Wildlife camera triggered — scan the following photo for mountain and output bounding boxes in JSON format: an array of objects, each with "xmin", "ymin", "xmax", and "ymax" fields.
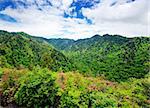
[
  {"xmin": 47, "ymin": 34, "xmax": 131, "ymax": 51},
  {"xmin": 47, "ymin": 34, "xmax": 150, "ymax": 81},
  {"xmin": 0, "ymin": 30, "xmax": 74, "ymax": 71},
  {"xmin": 0, "ymin": 30, "xmax": 149, "ymax": 81},
  {"xmin": 0, "ymin": 30, "xmax": 150, "ymax": 107},
  {"xmin": 47, "ymin": 39, "xmax": 75, "ymax": 50}
]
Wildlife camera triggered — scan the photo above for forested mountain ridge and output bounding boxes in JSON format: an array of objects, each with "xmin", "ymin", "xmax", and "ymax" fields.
[
  {"xmin": 0, "ymin": 30, "xmax": 74, "ymax": 71},
  {"xmin": 48, "ymin": 34, "xmax": 149, "ymax": 51},
  {"xmin": 0, "ymin": 30, "xmax": 149, "ymax": 81},
  {"xmin": 47, "ymin": 34, "xmax": 130, "ymax": 51},
  {"xmin": 47, "ymin": 38, "xmax": 75, "ymax": 50},
  {"xmin": 0, "ymin": 30, "xmax": 150, "ymax": 107},
  {"xmin": 47, "ymin": 34, "xmax": 150, "ymax": 81}
]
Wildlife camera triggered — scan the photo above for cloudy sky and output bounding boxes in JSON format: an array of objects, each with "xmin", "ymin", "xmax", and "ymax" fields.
[{"xmin": 0, "ymin": 0, "xmax": 149, "ymax": 39}]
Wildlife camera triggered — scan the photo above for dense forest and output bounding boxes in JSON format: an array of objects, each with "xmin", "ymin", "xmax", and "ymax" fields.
[
  {"xmin": 0, "ymin": 30, "xmax": 150, "ymax": 107},
  {"xmin": 0, "ymin": 30, "xmax": 74, "ymax": 72}
]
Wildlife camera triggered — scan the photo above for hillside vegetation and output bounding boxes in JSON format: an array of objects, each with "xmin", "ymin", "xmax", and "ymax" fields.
[
  {"xmin": 0, "ymin": 68, "xmax": 150, "ymax": 107},
  {"xmin": 0, "ymin": 30, "xmax": 150, "ymax": 107},
  {"xmin": 48, "ymin": 34, "xmax": 150, "ymax": 82},
  {"xmin": 0, "ymin": 30, "xmax": 74, "ymax": 71}
]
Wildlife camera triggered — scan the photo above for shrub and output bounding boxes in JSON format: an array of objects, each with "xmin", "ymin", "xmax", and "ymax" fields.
[
  {"xmin": 0, "ymin": 68, "xmax": 3, "ymax": 78},
  {"xmin": 1, "ymin": 68, "xmax": 28, "ymax": 106},
  {"xmin": 14, "ymin": 68, "xmax": 59, "ymax": 107},
  {"xmin": 1, "ymin": 69, "xmax": 149, "ymax": 108}
]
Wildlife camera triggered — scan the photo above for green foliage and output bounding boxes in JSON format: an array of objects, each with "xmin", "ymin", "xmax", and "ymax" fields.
[
  {"xmin": 0, "ymin": 68, "xmax": 28, "ymax": 106},
  {"xmin": 0, "ymin": 68, "xmax": 3, "ymax": 78},
  {"xmin": 48, "ymin": 38, "xmax": 75, "ymax": 50},
  {"xmin": 89, "ymin": 91, "xmax": 117, "ymax": 108},
  {"xmin": 1, "ymin": 69, "xmax": 150, "ymax": 107},
  {"xmin": 60, "ymin": 35, "xmax": 150, "ymax": 82},
  {"xmin": 1, "ymin": 30, "xmax": 149, "ymax": 81},
  {"xmin": 56, "ymin": 72, "xmax": 149, "ymax": 108},
  {"xmin": 0, "ymin": 30, "xmax": 75, "ymax": 71},
  {"xmin": 0, "ymin": 30, "xmax": 150, "ymax": 107},
  {"xmin": 14, "ymin": 68, "xmax": 58, "ymax": 107}
]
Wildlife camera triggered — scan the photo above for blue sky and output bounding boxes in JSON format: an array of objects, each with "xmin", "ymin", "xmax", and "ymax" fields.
[{"xmin": 0, "ymin": 0, "xmax": 149, "ymax": 39}]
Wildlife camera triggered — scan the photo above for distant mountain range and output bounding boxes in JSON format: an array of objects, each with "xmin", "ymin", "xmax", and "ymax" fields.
[
  {"xmin": 0, "ymin": 30, "xmax": 149, "ymax": 81},
  {"xmin": 46, "ymin": 33, "xmax": 149, "ymax": 81}
]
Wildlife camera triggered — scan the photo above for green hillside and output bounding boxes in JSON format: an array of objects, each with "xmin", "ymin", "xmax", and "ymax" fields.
[
  {"xmin": 0, "ymin": 30, "xmax": 74, "ymax": 71},
  {"xmin": 47, "ymin": 38, "xmax": 75, "ymax": 50},
  {"xmin": 1, "ymin": 31, "xmax": 149, "ymax": 81},
  {"xmin": 0, "ymin": 30, "xmax": 150, "ymax": 107},
  {"xmin": 48, "ymin": 34, "xmax": 150, "ymax": 81},
  {"xmin": 0, "ymin": 68, "xmax": 150, "ymax": 108}
]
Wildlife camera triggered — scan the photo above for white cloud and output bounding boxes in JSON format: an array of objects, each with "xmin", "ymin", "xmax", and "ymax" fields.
[
  {"xmin": 82, "ymin": 0, "xmax": 149, "ymax": 36},
  {"xmin": 0, "ymin": 0, "xmax": 149, "ymax": 39}
]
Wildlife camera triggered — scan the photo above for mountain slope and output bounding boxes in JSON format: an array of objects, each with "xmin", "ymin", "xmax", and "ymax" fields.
[
  {"xmin": 48, "ymin": 34, "xmax": 150, "ymax": 81},
  {"xmin": 47, "ymin": 38, "xmax": 75, "ymax": 50},
  {"xmin": 0, "ymin": 30, "xmax": 149, "ymax": 81},
  {"xmin": 47, "ymin": 34, "xmax": 130, "ymax": 51},
  {"xmin": 0, "ymin": 30, "xmax": 74, "ymax": 71}
]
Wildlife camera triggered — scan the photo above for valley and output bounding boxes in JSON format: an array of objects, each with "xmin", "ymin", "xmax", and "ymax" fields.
[{"xmin": 0, "ymin": 30, "xmax": 150, "ymax": 107}]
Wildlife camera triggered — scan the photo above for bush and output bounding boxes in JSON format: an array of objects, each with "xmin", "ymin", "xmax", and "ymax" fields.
[
  {"xmin": 57, "ymin": 72, "xmax": 117, "ymax": 108},
  {"xmin": 1, "ymin": 68, "xmax": 28, "ymax": 106},
  {"xmin": 1, "ymin": 69, "xmax": 149, "ymax": 108},
  {"xmin": 14, "ymin": 68, "xmax": 59, "ymax": 107},
  {"xmin": 0, "ymin": 68, "xmax": 3, "ymax": 78}
]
